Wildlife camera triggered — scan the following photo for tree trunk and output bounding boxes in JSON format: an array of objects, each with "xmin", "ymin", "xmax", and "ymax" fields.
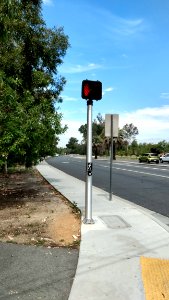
[{"xmin": 3, "ymin": 159, "xmax": 8, "ymax": 174}]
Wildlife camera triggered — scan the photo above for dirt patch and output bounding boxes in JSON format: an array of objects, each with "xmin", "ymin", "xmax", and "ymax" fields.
[{"xmin": 0, "ymin": 168, "xmax": 81, "ymax": 248}]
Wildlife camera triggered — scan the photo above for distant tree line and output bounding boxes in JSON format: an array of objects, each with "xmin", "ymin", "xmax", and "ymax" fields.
[{"xmin": 65, "ymin": 113, "xmax": 169, "ymax": 157}]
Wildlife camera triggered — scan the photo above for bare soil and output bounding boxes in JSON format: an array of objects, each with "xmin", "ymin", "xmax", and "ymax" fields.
[{"xmin": 0, "ymin": 168, "xmax": 81, "ymax": 248}]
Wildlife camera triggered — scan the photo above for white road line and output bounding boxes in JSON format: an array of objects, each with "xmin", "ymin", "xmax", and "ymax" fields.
[
  {"xmin": 101, "ymin": 161, "xmax": 169, "ymax": 172},
  {"xmin": 72, "ymin": 157, "xmax": 169, "ymax": 174},
  {"xmin": 98, "ymin": 165, "xmax": 169, "ymax": 179},
  {"xmin": 115, "ymin": 163, "xmax": 167, "ymax": 171}
]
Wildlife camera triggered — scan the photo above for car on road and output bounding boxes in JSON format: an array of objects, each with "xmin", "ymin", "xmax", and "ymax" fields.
[
  {"xmin": 160, "ymin": 153, "xmax": 169, "ymax": 163},
  {"xmin": 139, "ymin": 153, "xmax": 160, "ymax": 164}
]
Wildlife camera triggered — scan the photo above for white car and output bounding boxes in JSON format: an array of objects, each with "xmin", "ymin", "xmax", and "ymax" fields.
[{"xmin": 160, "ymin": 153, "xmax": 169, "ymax": 163}]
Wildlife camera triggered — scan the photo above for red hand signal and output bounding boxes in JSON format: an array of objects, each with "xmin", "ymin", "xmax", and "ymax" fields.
[{"xmin": 84, "ymin": 84, "xmax": 90, "ymax": 97}]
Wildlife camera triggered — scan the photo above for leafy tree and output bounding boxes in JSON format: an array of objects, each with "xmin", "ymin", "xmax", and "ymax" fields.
[
  {"xmin": 66, "ymin": 137, "xmax": 79, "ymax": 154},
  {"xmin": 78, "ymin": 113, "xmax": 104, "ymax": 143},
  {"xmin": 0, "ymin": 73, "xmax": 24, "ymax": 172},
  {"xmin": 120, "ymin": 123, "xmax": 139, "ymax": 154},
  {"xmin": 78, "ymin": 113, "xmax": 105, "ymax": 158},
  {"xmin": 156, "ymin": 140, "xmax": 169, "ymax": 154},
  {"xmin": 93, "ymin": 113, "xmax": 104, "ymax": 143},
  {"xmin": 0, "ymin": 0, "xmax": 69, "ymax": 171},
  {"xmin": 78, "ymin": 124, "xmax": 87, "ymax": 142},
  {"xmin": 78, "ymin": 115, "xmax": 141, "ymax": 158},
  {"xmin": 129, "ymin": 139, "xmax": 138, "ymax": 155},
  {"xmin": 121, "ymin": 123, "xmax": 139, "ymax": 144}
]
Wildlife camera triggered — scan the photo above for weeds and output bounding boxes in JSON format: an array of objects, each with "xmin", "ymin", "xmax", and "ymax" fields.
[{"xmin": 71, "ymin": 201, "xmax": 81, "ymax": 215}]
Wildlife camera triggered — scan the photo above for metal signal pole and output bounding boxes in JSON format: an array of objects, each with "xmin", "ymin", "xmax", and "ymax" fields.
[
  {"xmin": 81, "ymin": 79, "xmax": 102, "ymax": 225},
  {"xmin": 109, "ymin": 114, "xmax": 113, "ymax": 201},
  {"xmin": 83, "ymin": 99, "xmax": 94, "ymax": 224}
]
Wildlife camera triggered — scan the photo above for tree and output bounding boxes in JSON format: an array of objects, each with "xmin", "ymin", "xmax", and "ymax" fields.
[
  {"xmin": 156, "ymin": 140, "xmax": 169, "ymax": 154},
  {"xmin": 78, "ymin": 113, "xmax": 104, "ymax": 144},
  {"xmin": 78, "ymin": 113, "xmax": 105, "ymax": 158},
  {"xmin": 130, "ymin": 139, "xmax": 138, "ymax": 155},
  {"xmin": 78, "ymin": 124, "xmax": 87, "ymax": 142},
  {"xmin": 0, "ymin": 0, "xmax": 69, "ymax": 171},
  {"xmin": 120, "ymin": 123, "xmax": 139, "ymax": 154},
  {"xmin": 66, "ymin": 137, "xmax": 79, "ymax": 154},
  {"xmin": 93, "ymin": 113, "xmax": 104, "ymax": 143},
  {"xmin": 121, "ymin": 123, "xmax": 139, "ymax": 144},
  {"xmin": 0, "ymin": 73, "xmax": 24, "ymax": 172}
]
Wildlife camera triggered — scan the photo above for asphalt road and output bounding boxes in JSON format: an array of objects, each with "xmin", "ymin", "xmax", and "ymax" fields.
[
  {"xmin": 46, "ymin": 155, "xmax": 169, "ymax": 217},
  {"xmin": 0, "ymin": 242, "xmax": 78, "ymax": 300}
]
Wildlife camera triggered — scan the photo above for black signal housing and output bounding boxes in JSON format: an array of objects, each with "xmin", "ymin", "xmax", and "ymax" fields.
[{"xmin": 81, "ymin": 80, "xmax": 102, "ymax": 101}]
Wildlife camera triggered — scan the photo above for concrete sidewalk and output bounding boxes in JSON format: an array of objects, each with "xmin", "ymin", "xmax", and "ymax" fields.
[{"xmin": 37, "ymin": 160, "xmax": 169, "ymax": 300}]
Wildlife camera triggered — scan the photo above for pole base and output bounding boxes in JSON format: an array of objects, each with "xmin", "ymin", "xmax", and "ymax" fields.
[
  {"xmin": 109, "ymin": 193, "xmax": 113, "ymax": 201},
  {"xmin": 83, "ymin": 218, "xmax": 95, "ymax": 224}
]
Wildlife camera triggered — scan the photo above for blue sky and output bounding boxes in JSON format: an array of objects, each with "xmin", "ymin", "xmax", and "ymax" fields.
[{"xmin": 42, "ymin": 0, "xmax": 169, "ymax": 147}]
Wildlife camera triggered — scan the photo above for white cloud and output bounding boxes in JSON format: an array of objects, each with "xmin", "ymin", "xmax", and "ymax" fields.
[
  {"xmin": 160, "ymin": 93, "xmax": 169, "ymax": 99},
  {"xmin": 43, "ymin": 0, "xmax": 53, "ymax": 5},
  {"xmin": 103, "ymin": 87, "xmax": 115, "ymax": 96},
  {"xmin": 60, "ymin": 63, "xmax": 102, "ymax": 74},
  {"xmin": 119, "ymin": 105, "xmax": 169, "ymax": 143},
  {"xmin": 129, "ymin": 106, "xmax": 169, "ymax": 117},
  {"xmin": 58, "ymin": 120, "xmax": 83, "ymax": 147},
  {"xmin": 104, "ymin": 87, "xmax": 114, "ymax": 92},
  {"xmin": 102, "ymin": 11, "xmax": 146, "ymax": 39},
  {"xmin": 62, "ymin": 95, "xmax": 78, "ymax": 102},
  {"xmin": 122, "ymin": 54, "xmax": 128, "ymax": 58},
  {"xmin": 98, "ymin": 9, "xmax": 148, "ymax": 44},
  {"xmin": 113, "ymin": 18, "xmax": 144, "ymax": 36}
]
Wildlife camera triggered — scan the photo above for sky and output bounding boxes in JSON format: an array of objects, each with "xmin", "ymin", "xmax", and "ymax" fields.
[{"xmin": 42, "ymin": 0, "xmax": 169, "ymax": 147}]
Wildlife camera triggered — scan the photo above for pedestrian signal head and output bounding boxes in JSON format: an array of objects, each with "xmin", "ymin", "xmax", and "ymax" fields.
[{"xmin": 81, "ymin": 80, "xmax": 102, "ymax": 101}]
